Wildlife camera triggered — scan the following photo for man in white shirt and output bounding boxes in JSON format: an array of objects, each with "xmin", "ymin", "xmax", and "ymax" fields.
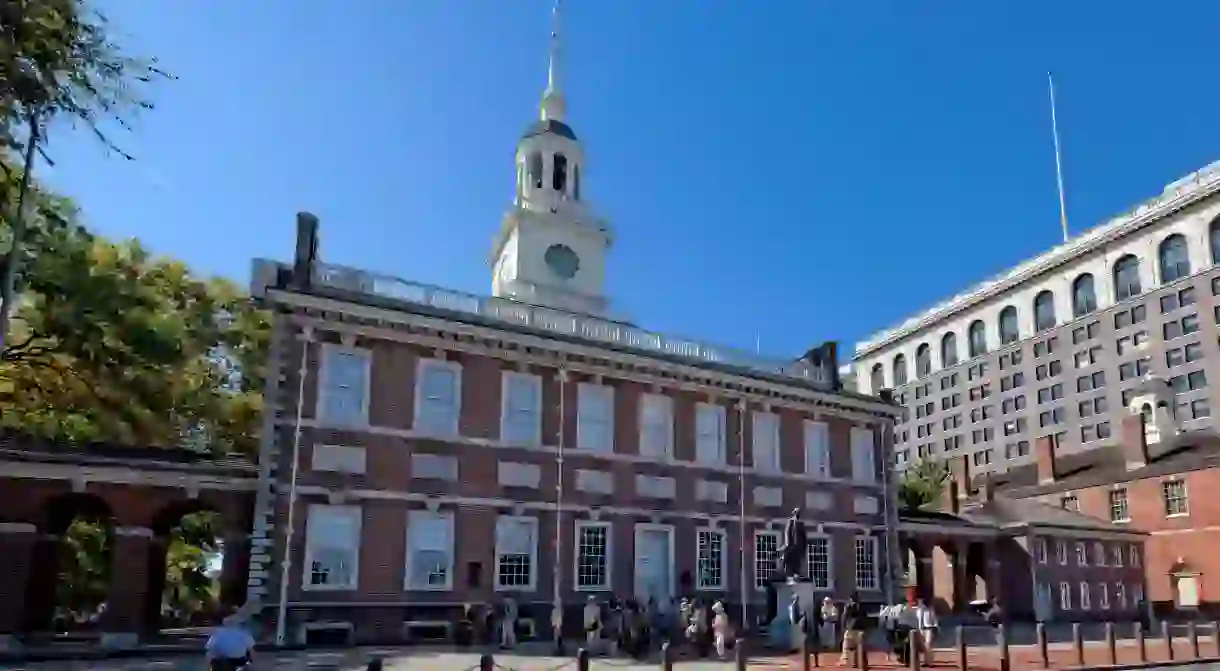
[{"xmin": 914, "ymin": 598, "xmax": 938, "ymax": 663}]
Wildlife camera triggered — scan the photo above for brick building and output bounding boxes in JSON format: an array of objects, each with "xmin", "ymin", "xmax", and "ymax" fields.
[
  {"xmin": 244, "ymin": 8, "xmax": 902, "ymax": 645},
  {"xmin": 975, "ymin": 407, "xmax": 1220, "ymax": 617}
]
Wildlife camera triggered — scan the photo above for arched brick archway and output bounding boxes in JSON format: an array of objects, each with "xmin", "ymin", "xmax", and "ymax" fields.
[{"xmin": 0, "ymin": 437, "xmax": 257, "ymax": 649}]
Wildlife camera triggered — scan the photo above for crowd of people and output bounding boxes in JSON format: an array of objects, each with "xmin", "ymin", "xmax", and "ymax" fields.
[{"xmin": 578, "ymin": 595, "xmax": 735, "ymax": 659}]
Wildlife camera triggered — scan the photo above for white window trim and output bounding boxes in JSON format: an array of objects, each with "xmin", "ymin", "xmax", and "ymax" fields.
[
  {"xmin": 638, "ymin": 394, "xmax": 674, "ymax": 460},
  {"xmin": 500, "ymin": 371, "xmax": 543, "ymax": 446},
  {"xmin": 807, "ymin": 532, "xmax": 835, "ymax": 591},
  {"xmin": 316, "ymin": 344, "xmax": 373, "ymax": 427},
  {"xmin": 494, "ymin": 515, "xmax": 540, "ymax": 592},
  {"xmin": 754, "ymin": 529, "xmax": 782, "ymax": 591},
  {"xmin": 302, "ymin": 504, "xmax": 361, "ymax": 592},
  {"xmin": 632, "ymin": 523, "xmax": 675, "ymax": 601},
  {"xmin": 1080, "ymin": 582, "xmax": 1091, "ymax": 610},
  {"xmin": 1075, "ymin": 542, "xmax": 1088, "ymax": 567},
  {"xmin": 1059, "ymin": 582, "xmax": 1072, "ymax": 610},
  {"xmin": 1098, "ymin": 582, "xmax": 1110, "ymax": 610},
  {"xmin": 1035, "ymin": 538, "xmax": 1047, "ymax": 565},
  {"xmin": 404, "ymin": 509, "xmax": 455, "ymax": 592},
  {"xmin": 696, "ymin": 526, "xmax": 728, "ymax": 592},
  {"xmin": 577, "ymin": 383, "xmax": 615, "ymax": 453},
  {"xmin": 695, "ymin": 403, "xmax": 727, "ymax": 466},
  {"xmin": 414, "ymin": 358, "xmax": 463, "ymax": 437},
  {"xmin": 574, "ymin": 520, "xmax": 613, "ymax": 592},
  {"xmin": 854, "ymin": 534, "xmax": 880, "ymax": 591}
]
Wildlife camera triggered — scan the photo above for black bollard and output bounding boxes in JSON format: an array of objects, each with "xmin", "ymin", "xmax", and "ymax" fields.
[
  {"xmin": 577, "ymin": 647, "xmax": 590, "ymax": 671},
  {"xmin": 1105, "ymin": 621, "xmax": 1117, "ymax": 665},
  {"xmin": 955, "ymin": 624, "xmax": 967, "ymax": 671},
  {"xmin": 801, "ymin": 628, "xmax": 812, "ymax": 671},
  {"xmin": 661, "ymin": 641, "xmax": 673, "ymax": 671},
  {"xmin": 480, "ymin": 653, "xmax": 494, "ymax": 671},
  {"xmin": 1189, "ymin": 621, "xmax": 1200, "ymax": 659},
  {"xmin": 997, "ymin": 623, "xmax": 1010, "ymax": 671},
  {"xmin": 909, "ymin": 629, "xmax": 922, "ymax": 670},
  {"xmin": 1036, "ymin": 622, "xmax": 1049, "ymax": 668},
  {"xmin": 735, "ymin": 637, "xmax": 748, "ymax": 671},
  {"xmin": 1072, "ymin": 622, "xmax": 1084, "ymax": 666},
  {"xmin": 1163, "ymin": 620, "xmax": 1175, "ymax": 661},
  {"xmin": 366, "ymin": 658, "xmax": 384, "ymax": 671},
  {"xmin": 1135, "ymin": 620, "xmax": 1146, "ymax": 662}
]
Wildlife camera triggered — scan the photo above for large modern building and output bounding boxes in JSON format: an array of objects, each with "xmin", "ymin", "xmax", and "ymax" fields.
[{"xmin": 247, "ymin": 10, "xmax": 902, "ymax": 644}]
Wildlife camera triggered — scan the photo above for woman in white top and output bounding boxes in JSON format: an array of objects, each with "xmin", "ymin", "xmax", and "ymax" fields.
[{"xmin": 818, "ymin": 597, "xmax": 839, "ymax": 650}]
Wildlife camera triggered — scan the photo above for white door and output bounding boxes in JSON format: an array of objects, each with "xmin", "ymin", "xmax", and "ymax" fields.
[
  {"xmin": 634, "ymin": 527, "xmax": 672, "ymax": 604},
  {"xmin": 1176, "ymin": 576, "xmax": 1200, "ymax": 607}
]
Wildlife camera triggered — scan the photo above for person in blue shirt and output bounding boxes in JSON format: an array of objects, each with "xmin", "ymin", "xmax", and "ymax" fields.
[{"xmin": 205, "ymin": 608, "xmax": 256, "ymax": 670}]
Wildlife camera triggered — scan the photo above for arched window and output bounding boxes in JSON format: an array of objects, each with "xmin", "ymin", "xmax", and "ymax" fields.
[
  {"xmin": 1210, "ymin": 217, "xmax": 1220, "ymax": 265},
  {"xmin": 870, "ymin": 363, "xmax": 885, "ymax": 393},
  {"xmin": 1033, "ymin": 290, "xmax": 1056, "ymax": 332},
  {"xmin": 893, "ymin": 354, "xmax": 908, "ymax": 386},
  {"xmin": 1113, "ymin": 254, "xmax": 1142, "ymax": 301},
  {"xmin": 915, "ymin": 343, "xmax": 932, "ymax": 378},
  {"xmin": 1072, "ymin": 273, "xmax": 1096, "ymax": 317},
  {"xmin": 968, "ymin": 320, "xmax": 987, "ymax": 358},
  {"xmin": 553, "ymin": 153, "xmax": 568, "ymax": 193},
  {"xmin": 998, "ymin": 306, "xmax": 1019, "ymax": 345},
  {"xmin": 941, "ymin": 332, "xmax": 959, "ymax": 368},
  {"xmin": 573, "ymin": 164, "xmax": 581, "ymax": 201},
  {"xmin": 527, "ymin": 151, "xmax": 544, "ymax": 189},
  {"xmin": 1158, "ymin": 234, "xmax": 1190, "ymax": 283}
]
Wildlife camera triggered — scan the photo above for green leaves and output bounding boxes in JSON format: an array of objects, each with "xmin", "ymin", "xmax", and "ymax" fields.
[{"xmin": 897, "ymin": 458, "xmax": 951, "ymax": 512}]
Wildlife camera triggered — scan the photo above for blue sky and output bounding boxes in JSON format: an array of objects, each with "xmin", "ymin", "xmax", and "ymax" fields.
[{"xmin": 41, "ymin": 1, "xmax": 1220, "ymax": 363}]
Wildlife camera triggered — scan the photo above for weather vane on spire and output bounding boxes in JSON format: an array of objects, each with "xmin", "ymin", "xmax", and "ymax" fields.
[{"xmin": 541, "ymin": 0, "xmax": 566, "ymax": 121}]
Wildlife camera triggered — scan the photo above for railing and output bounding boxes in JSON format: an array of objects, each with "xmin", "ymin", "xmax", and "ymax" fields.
[{"xmin": 311, "ymin": 263, "xmax": 832, "ymax": 388}]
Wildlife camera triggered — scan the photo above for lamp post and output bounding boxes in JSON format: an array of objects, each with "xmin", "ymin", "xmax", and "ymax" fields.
[
  {"xmin": 736, "ymin": 399, "xmax": 749, "ymax": 629},
  {"xmin": 551, "ymin": 369, "xmax": 568, "ymax": 643},
  {"xmin": 275, "ymin": 326, "xmax": 312, "ymax": 646}
]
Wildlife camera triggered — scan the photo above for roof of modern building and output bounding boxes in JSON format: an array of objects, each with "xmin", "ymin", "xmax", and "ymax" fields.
[{"xmin": 853, "ymin": 159, "xmax": 1220, "ymax": 358}]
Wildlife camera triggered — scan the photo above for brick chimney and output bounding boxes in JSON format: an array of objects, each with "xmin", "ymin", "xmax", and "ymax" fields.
[
  {"xmin": 292, "ymin": 211, "xmax": 320, "ymax": 290},
  {"xmin": 1119, "ymin": 412, "xmax": 1149, "ymax": 470},
  {"xmin": 1035, "ymin": 434, "xmax": 1059, "ymax": 485}
]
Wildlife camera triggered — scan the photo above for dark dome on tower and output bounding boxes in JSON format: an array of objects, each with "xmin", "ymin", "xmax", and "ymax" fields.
[{"xmin": 522, "ymin": 119, "xmax": 578, "ymax": 142}]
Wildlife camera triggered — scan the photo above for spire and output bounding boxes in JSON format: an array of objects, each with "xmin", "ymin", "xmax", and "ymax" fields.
[{"xmin": 540, "ymin": 0, "xmax": 566, "ymax": 122}]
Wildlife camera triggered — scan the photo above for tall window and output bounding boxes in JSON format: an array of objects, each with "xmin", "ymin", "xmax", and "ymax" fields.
[
  {"xmin": 893, "ymin": 354, "xmax": 908, "ymax": 386},
  {"xmin": 501, "ymin": 372, "xmax": 542, "ymax": 446},
  {"xmin": 1059, "ymin": 582, "xmax": 1072, "ymax": 609},
  {"xmin": 870, "ymin": 363, "xmax": 885, "ymax": 393},
  {"xmin": 527, "ymin": 151, "xmax": 544, "ymax": 189},
  {"xmin": 1034, "ymin": 290, "xmax": 1057, "ymax": 331},
  {"xmin": 807, "ymin": 535, "xmax": 833, "ymax": 590},
  {"xmin": 1079, "ymin": 582, "xmax": 1091, "ymax": 610},
  {"xmin": 1210, "ymin": 217, "xmax": 1220, "ymax": 265},
  {"xmin": 415, "ymin": 359, "xmax": 462, "ymax": 437},
  {"xmin": 968, "ymin": 320, "xmax": 987, "ymax": 357},
  {"xmin": 915, "ymin": 343, "xmax": 932, "ymax": 378},
  {"xmin": 575, "ymin": 522, "xmax": 611, "ymax": 590},
  {"xmin": 999, "ymin": 306, "xmax": 1019, "ymax": 344},
  {"xmin": 1109, "ymin": 489, "xmax": 1130, "ymax": 522},
  {"xmin": 752, "ymin": 412, "xmax": 781, "ymax": 472},
  {"xmin": 639, "ymin": 393, "xmax": 674, "ymax": 459},
  {"xmin": 1163, "ymin": 479, "xmax": 1189, "ymax": 516},
  {"xmin": 851, "ymin": 427, "xmax": 877, "ymax": 483},
  {"xmin": 552, "ymin": 153, "xmax": 568, "ymax": 193},
  {"xmin": 304, "ymin": 504, "xmax": 361, "ymax": 590},
  {"xmin": 1159, "ymin": 234, "xmax": 1191, "ymax": 283},
  {"xmin": 941, "ymin": 332, "xmax": 959, "ymax": 367},
  {"xmin": 804, "ymin": 420, "xmax": 831, "ymax": 477},
  {"xmin": 854, "ymin": 535, "xmax": 878, "ymax": 591},
  {"xmin": 318, "ymin": 346, "xmax": 372, "ymax": 426},
  {"xmin": 1113, "ymin": 255, "xmax": 1142, "ymax": 300},
  {"xmin": 1072, "ymin": 273, "xmax": 1097, "ymax": 317},
  {"xmin": 405, "ymin": 510, "xmax": 454, "ymax": 591},
  {"xmin": 695, "ymin": 403, "xmax": 727, "ymax": 466},
  {"xmin": 754, "ymin": 530, "xmax": 780, "ymax": 588},
  {"xmin": 577, "ymin": 383, "xmax": 615, "ymax": 452},
  {"xmin": 697, "ymin": 528, "xmax": 726, "ymax": 591},
  {"xmin": 495, "ymin": 516, "xmax": 538, "ymax": 590}
]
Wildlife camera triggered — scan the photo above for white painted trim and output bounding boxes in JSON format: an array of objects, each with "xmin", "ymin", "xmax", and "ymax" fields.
[
  {"xmin": 316, "ymin": 343, "xmax": 373, "ymax": 428},
  {"xmin": 413, "ymin": 357, "xmax": 463, "ymax": 439},
  {"xmin": 275, "ymin": 306, "xmax": 899, "ymax": 418},
  {"xmin": 500, "ymin": 371, "xmax": 543, "ymax": 447},
  {"xmin": 293, "ymin": 484, "xmax": 885, "ymax": 531},
  {"xmin": 404, "ymin": 508, "xmax": 456, "ymax": 592},
  {"xmin": 494, "ymin": 514, "xmax": 540, "ymax": 593},
  {"xmin": 854, "ymin": 534, "xmax": 881, "ymax": 592},
  {"xmin": 573, "ymin": 520, "xmax": 613, "ymax": 592},
  {"xmin": 633, "ymin": 523, "xmax": 676, "ymax": 602},
  {"xmin": 695, "ymin": 526, "xmax": 728, "ymax": 591},
  {"xmin": 301, "ymin": 503, "xmax": 362, "ymax": 592},
  {"xmin": 0, "ymin": 460, "xmax": 257, "ymax": 491},
  {"xmin": 896, "ymin": 521, "xmax": 996, "ymax": 538},
  {"xmin": 0, "ymin": 522, "xmax": 36, "ymax": 533}
]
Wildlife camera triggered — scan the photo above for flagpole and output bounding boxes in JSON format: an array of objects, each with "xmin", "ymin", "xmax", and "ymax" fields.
[{"xmin": 1048, "ymin": 71, "xmax": 1070, "ymax": 243}]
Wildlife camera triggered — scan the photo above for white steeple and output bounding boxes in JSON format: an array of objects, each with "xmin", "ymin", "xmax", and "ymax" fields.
[
  {"xmin": 541, "ymin": 0, "xmax": 566, "ymax": 122},
  {"xmin": 488, "ymin": 0, "xmax": 614, "ymax": 316}
]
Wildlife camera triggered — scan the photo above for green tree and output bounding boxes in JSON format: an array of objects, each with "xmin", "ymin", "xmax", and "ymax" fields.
[
  {"xmin": 897, "ymin": 458, "xmax": 951, "ymax": 512},
  {"xmin": 162, "ymin": 511, "xmax": 222, "ymax": 626},
  {"xmin": 55, "ymin": 519, "xmax": 111, "ymax": 624}
]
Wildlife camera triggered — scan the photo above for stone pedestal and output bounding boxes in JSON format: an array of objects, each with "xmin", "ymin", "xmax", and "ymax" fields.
[{"xmin": 767, "ymin": 581, "xmax": 816, "ymax": 649}]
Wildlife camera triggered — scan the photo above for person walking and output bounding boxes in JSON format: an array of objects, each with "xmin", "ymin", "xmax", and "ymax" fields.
[
  {"xmin": 819, "ymin": 597, "xmax": 839, "ymax": 651},
  {"xmin": 914, "ymin": 598, "xmax": 938, "ymax": 664},
  {"xmin": 583, "ymin": 596, "xmax": 602, "ymax": 653},
  {"xmin": 712, "ymin": 601, "xmax": 732, "ymax": 660},
  {"xmin": 838, "ymin": 593, "xmax": 862, "ymax": 666}
]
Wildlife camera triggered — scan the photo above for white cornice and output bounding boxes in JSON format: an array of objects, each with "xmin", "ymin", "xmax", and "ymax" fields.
[{"xmin": 854, "ymin": 160, "xmax": 1220, "ymax": 358}]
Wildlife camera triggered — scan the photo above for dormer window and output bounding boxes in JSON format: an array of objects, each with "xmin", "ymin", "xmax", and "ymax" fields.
[
  {"xmin": 528, "ymin": 151, "xmax": 544, "ymax": 189},
  {"xmin": 553, "ymin": 153, "xmax": 568, "ymax": 194}
]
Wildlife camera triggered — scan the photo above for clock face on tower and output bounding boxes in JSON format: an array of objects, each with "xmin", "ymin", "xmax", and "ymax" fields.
[{"xmin": 544, "ymin": 243, "xmax": 580, "ymax": 280}]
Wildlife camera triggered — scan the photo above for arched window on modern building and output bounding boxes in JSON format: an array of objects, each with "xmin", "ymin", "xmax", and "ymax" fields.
[
  {"xmin": 870, "ymin": 363, "xmax": 885, "ymax": 393},
  {"xmin": 968, "ymin": 320, "xmax": 987, "ymax": 358},
  {"xmin": 999, "ymin": 306, "xmax": 1019, "ymax": 345},
  {"xmin": 527, "ymin": 151, "xmax": 544, "ymax": 190},
  {"xmin": 915, "ymin": 343, "xmax": 932, "ymax": 379},
  {"xmin": 1033, "ymin": 290, "xmax": 1056, "ymax": 332},
  {"xmin": 552, "ymin": 153, "xmax": 568, "ymax": 193},
  {"xmin": 1072, "ymin": 273, "xmax": 1097, "ymax": 317},
  {"xmin": 1158, "ymin": 234, "xmax": 1190, "ymax": 284},
  {"xmin": 941, "ymin": 332, "xmax": 959, "ymax": 368},
  {"xmin": 1113, "ymin": 254, "xmax": 1142, "ymax": 301},
  {"xmin": 893, "ymin": 354, "xmax": 908, "ymax": 386}
]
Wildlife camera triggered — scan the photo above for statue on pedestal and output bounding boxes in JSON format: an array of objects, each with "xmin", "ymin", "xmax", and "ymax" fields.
[{"xmin": 777, "ymin": 508, "xmax": 808, "ymax": 583}]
